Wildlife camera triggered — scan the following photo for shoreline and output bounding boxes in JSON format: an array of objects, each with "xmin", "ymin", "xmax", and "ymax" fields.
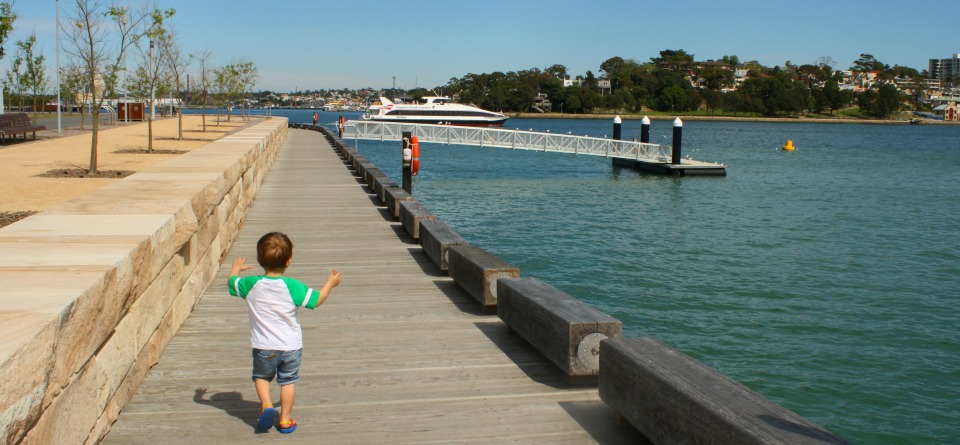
[{"xmin": 510, "ymin": 112, "xmax": 959, "ymax": 125}]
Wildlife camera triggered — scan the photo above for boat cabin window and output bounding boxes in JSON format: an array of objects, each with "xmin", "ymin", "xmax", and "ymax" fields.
[{"xmin": 422, "ymin": 97, "xmax": 451, "ymax": 105}]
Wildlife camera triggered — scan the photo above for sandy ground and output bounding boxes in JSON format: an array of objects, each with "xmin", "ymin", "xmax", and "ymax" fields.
[{"xmin": 0, "ymin": 114, "xmax": 257, "ymax": 220}]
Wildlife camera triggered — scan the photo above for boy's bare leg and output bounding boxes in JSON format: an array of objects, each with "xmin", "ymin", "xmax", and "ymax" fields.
[
  {"xmin": 255, "ymin": 378, "xmax": 273, "ymax": 408},
  {"xmin": 279, "ymin": 383, "xmax": 296, "ymax": 424}
]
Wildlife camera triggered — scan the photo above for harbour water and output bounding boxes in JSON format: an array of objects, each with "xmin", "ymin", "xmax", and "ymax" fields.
[{"xmin": 208, "ymin": 109, "xmax": 959, "ymax": 444}]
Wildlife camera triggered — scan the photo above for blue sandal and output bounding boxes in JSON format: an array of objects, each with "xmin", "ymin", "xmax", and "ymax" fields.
[
  {"xmin": 256, "ymin": 407, "xmax": 277, "ymax": 431},
  {"xmin": 278, "ymin": 420, "xmax": 298, "ymax": 434}
]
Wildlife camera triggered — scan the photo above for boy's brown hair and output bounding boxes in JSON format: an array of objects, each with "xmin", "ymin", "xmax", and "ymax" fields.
[{"xmin": 257, "ymin": 232, "xmax": 293, "ymax": 270}]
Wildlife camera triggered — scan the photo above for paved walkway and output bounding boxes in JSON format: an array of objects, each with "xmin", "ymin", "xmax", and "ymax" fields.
[{"xmin": 101, "ymin": 128, "xmax": 645, "ymax": 444}]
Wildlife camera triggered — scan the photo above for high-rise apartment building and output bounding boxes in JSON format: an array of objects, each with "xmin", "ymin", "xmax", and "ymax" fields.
[{"xmin": 929, "ymin": 54, "xmax": 960, "ymax": 82}]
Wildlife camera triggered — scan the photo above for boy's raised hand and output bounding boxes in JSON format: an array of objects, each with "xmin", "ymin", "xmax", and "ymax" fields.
[
  {"xmin": 230, "ymin": 257, "xmax": 254, "ymax": 277},
  {"xmin": 327, "ymin": 270, "xmax": 342, "ymax": 288}
]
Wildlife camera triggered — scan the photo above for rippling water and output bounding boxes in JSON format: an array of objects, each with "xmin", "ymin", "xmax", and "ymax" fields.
[{"xmin": 276, "ymin": 110, "xmax": 960, "ymax": 444}]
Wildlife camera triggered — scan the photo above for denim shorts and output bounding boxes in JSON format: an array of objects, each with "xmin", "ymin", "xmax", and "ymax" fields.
[{"xmin": 251, "ymin": 348, "xmax": 302, "ymax": 385}]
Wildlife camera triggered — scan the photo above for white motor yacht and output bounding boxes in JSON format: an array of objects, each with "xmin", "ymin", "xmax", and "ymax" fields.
[{"xmin": 363, "ymin": 96, "xmax": 507, "ymax": 126}]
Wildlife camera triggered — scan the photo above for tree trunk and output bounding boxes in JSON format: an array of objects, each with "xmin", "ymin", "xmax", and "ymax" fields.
[
  {"xmin": 177, "ymin": 100, "xmax": 183, "ymax": 140},
  {"xmin": 148, "ymin": 113, "xmax": 153, "ymax": 152},
  {"xmin": 89, "ymin": 109, "xmax": 99, "ymax": 174}
]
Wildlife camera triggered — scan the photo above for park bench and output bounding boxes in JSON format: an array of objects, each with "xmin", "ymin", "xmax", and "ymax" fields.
[
  {"xmin": 447, "ymin": 244, "xmax": 519, "ymax": 312},
  {"xmin": 418, "ymin": 219, "xmax": 468, "ymax": 272},
  {"xmin": 383, "ymin": 186, "xmax": 413, "ymax": 220},
  {"xmin": 497, "ymin": 277, "xmax": 621, "ymax": 379},
  {"xmin": 374, "ymin": 178, "xmax": 399, "ymax": 205},
  {"xmin": 398, "ymin": 200, "xmax": 436, "ymax": 240},
  {"xmin": 0, "ymin": 113, "xmax": 46, "ymax": 143},
  {"xmin": 599, "ymin": 337, "xmax": 851, "ymax": 444}
]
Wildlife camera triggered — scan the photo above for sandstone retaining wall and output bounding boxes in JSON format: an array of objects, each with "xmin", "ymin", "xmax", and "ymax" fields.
[{"xmin": 0, "ymin": 118, "xmax": 288, "ymax": 444}]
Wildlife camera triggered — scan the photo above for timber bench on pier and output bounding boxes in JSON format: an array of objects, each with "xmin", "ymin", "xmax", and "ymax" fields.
[
  {"xmin": 383, "ymin": 186, "xmax": 413, "ymax": 220},
  {"xmin": 0, "ymin": 112, "xmax": 46, "ymax": 143},
  {"xmin": 498, "ymin": 277, "xmax": 622, "ymax": 380},
  {"xmin": 599, "ymin": 338, "xmax": 851, "ymax": 445},
  {"xmin": 374, "ymin": 177, "xmax": 399, "ymax": 203},
  {"xmin": 446, "ymin": 244, "xmax": 520, "ymax": 312},
  {"xmin": 399, "ymin": 200, "xmax": 437, "ymax": 240},
  {"xmin": 419, "ymin": 219, "xmax": 469, "ymax": 272}
]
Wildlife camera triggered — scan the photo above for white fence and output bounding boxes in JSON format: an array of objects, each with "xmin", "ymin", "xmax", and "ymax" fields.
[{"xmin": 342, "ymin": 121, "xmax": 673, "ymax": 162}]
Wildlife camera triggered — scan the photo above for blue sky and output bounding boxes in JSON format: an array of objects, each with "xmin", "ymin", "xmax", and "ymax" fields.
[{"xmin": 5, "ymin": 0, "xmax": 959, "ymax": 92}]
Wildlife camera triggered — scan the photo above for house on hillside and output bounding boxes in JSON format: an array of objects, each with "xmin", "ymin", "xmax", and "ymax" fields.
[
  {"xmin": 531, "ymin": 93, "xmax": 551, "ymax": 113},
  {"xmin": 931, "ymin": 96, "xmax": 959, "ymax": 121}
]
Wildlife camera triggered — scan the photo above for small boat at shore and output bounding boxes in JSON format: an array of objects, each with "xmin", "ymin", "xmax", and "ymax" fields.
[{"xmin": 363, "ymin": 96, "xmax": 507, "ymax": 127}]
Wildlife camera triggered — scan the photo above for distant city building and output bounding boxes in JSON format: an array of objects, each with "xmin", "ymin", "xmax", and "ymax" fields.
[{"xmin": 929, "ymin": 54, "xmax": 960, "ymax": 82}]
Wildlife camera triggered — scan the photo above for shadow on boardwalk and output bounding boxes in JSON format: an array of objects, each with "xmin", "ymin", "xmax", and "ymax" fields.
[{"xmin": 192, "ymin": 389, "xmax": 263, "ymax": 432}]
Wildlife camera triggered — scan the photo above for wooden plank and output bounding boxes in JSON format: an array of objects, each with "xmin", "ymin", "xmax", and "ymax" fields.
[{"xmin": 101, "ymin": 128, "xmax": 646, "ymax": 444}]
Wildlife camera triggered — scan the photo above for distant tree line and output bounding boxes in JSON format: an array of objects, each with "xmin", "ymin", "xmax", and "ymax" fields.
[{"xmin": 438, "ymin": 50, "xmax": 929, "ymax": 119}]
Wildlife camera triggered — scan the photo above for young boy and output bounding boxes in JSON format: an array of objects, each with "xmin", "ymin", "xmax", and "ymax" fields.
[{"xmin": 228, "ymin": 232, "xmax": 341, "ymax": 434}]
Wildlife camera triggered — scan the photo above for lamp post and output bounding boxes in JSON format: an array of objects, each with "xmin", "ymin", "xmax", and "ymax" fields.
[
  {"xmin": 121, "ymin": 7, "xmax": 127, "ymax": 124},
  {"xmin": 56, "ymin": 0, "xmax": 62, "ymax": 133},
  {"xmin": 149, "ymin": 38, "xmax": 155, "ymax": 120}
]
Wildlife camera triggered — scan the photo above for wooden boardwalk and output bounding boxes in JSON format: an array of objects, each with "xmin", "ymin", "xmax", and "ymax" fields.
[{"xmin": 102, "ymin": 129, "xmax": 646, "ymax": 444}]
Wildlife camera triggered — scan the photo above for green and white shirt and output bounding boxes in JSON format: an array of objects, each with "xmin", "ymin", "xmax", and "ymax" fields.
[{"xmin": 228, "ymin": 275, "xmax": 321, "ymax": 350}]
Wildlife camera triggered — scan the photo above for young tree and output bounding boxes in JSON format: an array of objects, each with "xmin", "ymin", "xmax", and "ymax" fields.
[
  {"xmin": 0, "ymin": 2, "xmax": 16, "ymax": 107},
  {"xmin": 127, "ymin": 6, "xmax": 174, "ymax": 152},
  {"xmin": 192, "ymin": 49, "xmax": 213, "ymax": 131},
  {"xmin": 0, "ymin": 1, "xmax": 15, "ymax": 61},
  {"xmin": 234, "ymin": 60, "xmax": 257, "ymax": 121},
  {"xmin": 59, "ymin": 63, "xmax": 87, "ymax": 122},
  {"xmin": 212, "ymin": 64, "xmax": 236, "ymax": 122},
  {"xmin": 3, "ymin": 50, "xmax": 23, "ymax": 109},
  {"xmin": 62, "ymin": 0, "xmax": 152, "ymax": 174},
  {"xmin": 213, "ymin": 61, "xmax": 257, "ymax": 121},
  {"xmin": 16, "ymin": 34, "xmax": 46, "ymax": 112},
  {"xmin": 160, "ymin": 24, "xmax": 188, "ymax": 139}
]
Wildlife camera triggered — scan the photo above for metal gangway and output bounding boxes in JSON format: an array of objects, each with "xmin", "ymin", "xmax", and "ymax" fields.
[{"xmin": 342, "ymin": 120, "xmax": 673, "ymax": 163}]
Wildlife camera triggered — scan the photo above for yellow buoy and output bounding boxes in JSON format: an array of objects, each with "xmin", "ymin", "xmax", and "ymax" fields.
[{"xmin": 782, "ymin": 140, "xmax": 795, "ymax": 151}]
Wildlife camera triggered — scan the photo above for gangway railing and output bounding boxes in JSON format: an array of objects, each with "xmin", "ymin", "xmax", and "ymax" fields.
[{"xmin": 342, "ymin": 120, "xmax": 673, "ymax": 163}]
